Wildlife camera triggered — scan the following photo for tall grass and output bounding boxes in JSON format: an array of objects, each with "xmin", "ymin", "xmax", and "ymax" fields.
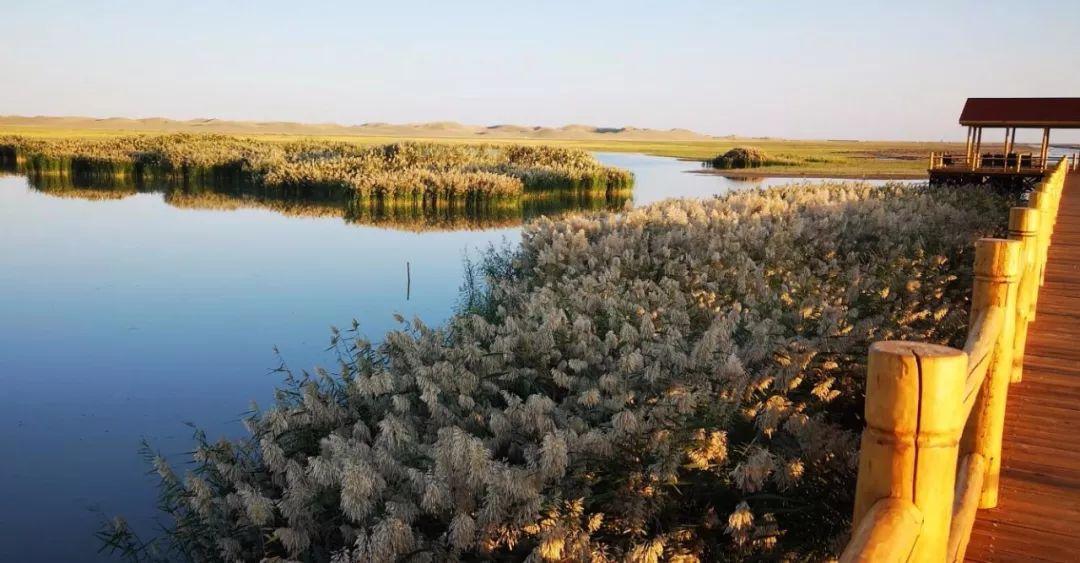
[{"xmin": 100, "ymin": 180, "xmax": 1015, "ymax": 562}]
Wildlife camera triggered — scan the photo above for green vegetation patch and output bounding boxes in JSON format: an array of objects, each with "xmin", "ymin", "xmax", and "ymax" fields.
[
  {"xmin": 102, "ymin": 180, "xmax": 1013, "ymax": 561},
  {"xmin": 710, "ymin": 146, "xmax": 799, "ymax": 169}
]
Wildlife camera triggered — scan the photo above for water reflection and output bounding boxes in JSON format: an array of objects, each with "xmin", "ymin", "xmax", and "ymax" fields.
[
  {"xmin": 718, "ymin": 175, "xmax": 768, "ymax": 184},
  {"xmin": 12, "ymin": 167, "xmax": 631, "ymax": 231}
]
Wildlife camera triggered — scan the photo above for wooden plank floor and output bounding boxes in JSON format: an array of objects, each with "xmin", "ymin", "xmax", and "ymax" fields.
[{"xmin": 966, "ymin": 172, "xmax": 1080, "ymax": 561}]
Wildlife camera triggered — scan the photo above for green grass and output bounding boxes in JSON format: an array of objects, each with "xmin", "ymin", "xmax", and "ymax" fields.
[{"xmin": 0, "ymin": 125, "xmax": 973, "ymax": 177}]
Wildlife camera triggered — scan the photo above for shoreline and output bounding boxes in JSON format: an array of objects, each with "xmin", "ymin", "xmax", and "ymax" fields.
[{"xmin": 689, "ymin": 168, "xmax": 928, "ymax": 180}]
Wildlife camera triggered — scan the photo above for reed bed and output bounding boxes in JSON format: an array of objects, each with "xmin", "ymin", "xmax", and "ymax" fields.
[
  {"xmin": 0, "ymin": 134, "xmax": 632, "ymax": 203},
  {"xmin": 102, "ymin": 181, "xmax": 1015, "ymax": 562}
]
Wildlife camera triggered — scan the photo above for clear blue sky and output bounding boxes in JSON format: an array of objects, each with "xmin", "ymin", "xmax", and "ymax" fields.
[{"xmin": 2, "ymin": 0, "xmax": 1078, "ymax": 140}]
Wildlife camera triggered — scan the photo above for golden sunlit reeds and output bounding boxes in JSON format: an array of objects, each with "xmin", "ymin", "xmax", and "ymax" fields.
[{"xmin": 102, "ymin": 180, "xmax": 1016, "ymax": 561}]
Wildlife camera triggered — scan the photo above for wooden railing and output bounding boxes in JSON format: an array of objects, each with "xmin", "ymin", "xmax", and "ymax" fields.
[
  {"xmin": 840, "ymin": 159, "xmax": 1071, "ymax": 562},
  {"xmin": 929, "ymin": 152, "xmax": 1080, "ymax": 173}
]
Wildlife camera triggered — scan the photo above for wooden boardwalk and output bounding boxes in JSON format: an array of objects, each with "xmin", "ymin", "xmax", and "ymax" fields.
[{"xmin": 966, "ymin": 171, "xmax": 1080, "ymax": 561}]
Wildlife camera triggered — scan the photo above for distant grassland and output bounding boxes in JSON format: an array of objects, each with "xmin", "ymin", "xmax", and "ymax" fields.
[
  {"xmin": 535, "ymin": 138, "xmax": 975, "ymax": 177},
  {"xmin": 0, "ymin": 117, "xmax": 977, "ymax": 178}
]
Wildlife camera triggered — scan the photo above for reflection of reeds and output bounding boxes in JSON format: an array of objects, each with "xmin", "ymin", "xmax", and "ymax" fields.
[
  {"xmin": 18, "ymin": 167, "xmax": 632, "ymax": 232},
  {"xmin": 22, "ymin": 171, "xmax": 138, "ymax": 200},
  {"xmin": 719, "ymin": 175, "xmax": 767, "ymax": 184},
  {"xmin": 0, "ymin": 144, "xmax": 18, "ymax": 169},
  {"xmin": 522, "ymin": 187, "xmax": 632, "ymax": 219},
  {"xmin": 163, "ymin": 191, "xmax": 346, "ymax": 219},
  {"xmin": 345, "ymin": 198, "xmax": 522, "ymax": 232}
]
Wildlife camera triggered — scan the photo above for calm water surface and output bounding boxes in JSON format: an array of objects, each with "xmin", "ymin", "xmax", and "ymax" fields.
[{"xmin": 0, "ymin": 153, "xmax": 899, "ymax": 561}]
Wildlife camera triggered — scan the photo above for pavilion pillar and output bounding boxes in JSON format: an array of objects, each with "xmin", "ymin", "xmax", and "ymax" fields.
[
  {"xmin": 1002, "ymin": 128, "xmax": 1010, "ymax": 169},
  {"xmin": 1040, "ymin": 128, "xmax": 1050, "ymax": 170},
  {"xmin": 973, "ymin": 128, "xmax": 983, "ymax": 169},
  {"xmin": 1004, "ymin": 128, "xmax": 1017, "ymax": 170},
  {"xmin": 965, "ymin": 126, "xmax": 974, "ymax": 162}
]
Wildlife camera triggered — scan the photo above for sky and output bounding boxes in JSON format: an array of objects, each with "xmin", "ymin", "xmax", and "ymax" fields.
[{"xmin": 1, "ymin": 0, "xmax": 1078, "ymax": 141}]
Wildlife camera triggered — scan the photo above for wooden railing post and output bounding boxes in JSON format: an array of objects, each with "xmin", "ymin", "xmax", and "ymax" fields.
[
  {"xmin": 960, "ymin": 239, "xmax": 1022, "ymax": 508},
  {"xmin": 1033, "ymin": 166, "xmax": 1065, "ymax": 288},
  {"xmin": 842, "ymin": 499, "xmax": 923, "ymax": 563},
  {"xmin": 1009, "ymin": 209, "xmax": 1040, "ymax": 383},
  {"xmin": 947, "ymin": 453, "xmax": 988, "ymax": 562},
  {"xmin": 853, "ymin": 341, "xmax": 966, "ymax": 561},
  {"xmin": 1029, "ymin": 190, "xmax": 1052, "ymax": 292},
  {"xmin": 1043, "ymin": 183, "xmax": 1059, "ymax": 232}
]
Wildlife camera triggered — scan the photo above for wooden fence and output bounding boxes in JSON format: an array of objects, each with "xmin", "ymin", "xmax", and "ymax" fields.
[
  {"xmin": 929, "ymin": 152, "xmax": 1080, "ymax": 174},
  {"xmin": 839, "ymin": 159, "xmax": 1071, "ymax": 562}
]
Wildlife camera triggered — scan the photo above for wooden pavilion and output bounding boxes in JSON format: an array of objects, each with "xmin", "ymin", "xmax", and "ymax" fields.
[{"xmin": 929, "ymin": 97, "xmax": 1080, "ymax": 187}]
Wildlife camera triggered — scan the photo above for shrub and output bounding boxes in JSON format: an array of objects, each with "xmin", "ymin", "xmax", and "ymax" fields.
[
  {"xmin": 710, "ymin": 147, "xmax": 796, "ymax": 169},
  {"xmin": 102, "ymin": 181, "xmax": 1012, "ymax": 562}
]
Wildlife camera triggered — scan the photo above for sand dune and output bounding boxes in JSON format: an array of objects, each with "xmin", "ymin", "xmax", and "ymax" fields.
[{"xmin": 0, "ymin": 115, "xmax": 716, "ymax": 141}]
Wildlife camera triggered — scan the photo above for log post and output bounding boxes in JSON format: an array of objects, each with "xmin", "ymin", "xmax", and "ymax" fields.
[
  {"xmin": 947, "ymin": 453, "xmax": 988, "ymax": 562},
  {"xmin": 960, "ymin": 239, "xmax": 1021, "ymax": 508},
  {"xmin": 1050, "ymin": 171, "xmax": 1064, "ymax": 222},
  {"xmin": 1029, "ymin": 190, "xmax": 1052, "ymax": 291},
  {"xmin": 853, "ymin": 341, "xmax": 966, "ymax": 561},
  {"xmin": 1009, "ymin": 208, "xmax": 1040, "ymax": 383},
  {"xmin": 1037, "ymin": 180, "xmax": 1060, "ymax": 284},
  {"xmin": 841, "ymin": 498, "xmax": 923, "ymax": 563}
]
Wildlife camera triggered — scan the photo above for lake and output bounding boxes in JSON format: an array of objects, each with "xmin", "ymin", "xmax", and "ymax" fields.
[{"xmin": 0, "ymin": 153, "xmax": 901, "ymax": 561}]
